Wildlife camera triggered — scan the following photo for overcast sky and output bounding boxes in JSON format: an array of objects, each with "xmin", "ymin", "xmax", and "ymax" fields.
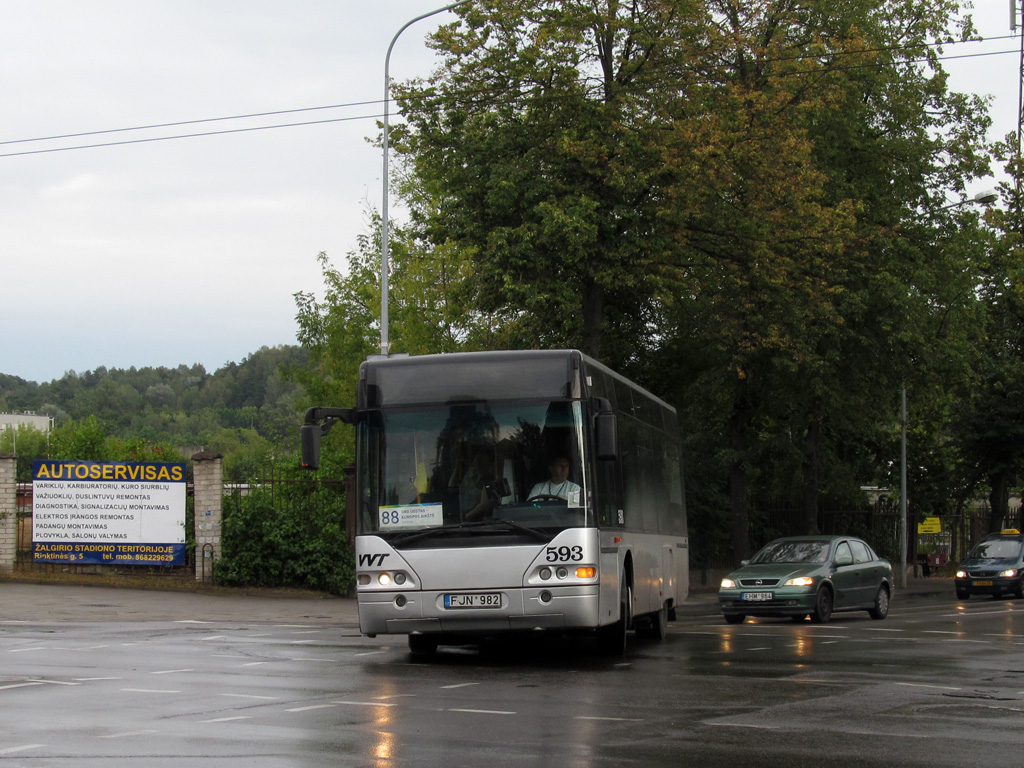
[{"xmin": 0, "ymin": 1, "xmax": 1019, "ymax": 384}]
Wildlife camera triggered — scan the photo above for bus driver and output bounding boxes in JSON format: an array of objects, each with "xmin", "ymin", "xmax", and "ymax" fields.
[{"xmin": 528, "ymin": 456, "xmax": 581, "ymax": 504}]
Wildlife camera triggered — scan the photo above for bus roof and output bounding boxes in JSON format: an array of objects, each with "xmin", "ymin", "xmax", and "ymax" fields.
[{"xmin": 358, "ymin": 350, "xmax": 675, "ymax": 415}]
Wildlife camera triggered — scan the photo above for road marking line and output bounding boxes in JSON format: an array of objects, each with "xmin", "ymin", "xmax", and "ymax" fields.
[
  {"xmin": 219, "ymin": 693, "xmax": 280, "ymax": 700},
  {"xmin": 201, "ymin": 716, "xmax": 252, "ymax": 723},
  {"xmin": 448, "ymin": 708, "xmax": 516, "ymax": 715},
  {"xmin": 441, "ymin": 683, "xmax": 479, "ymax": 689},
  {"xmin": 98, "ymin": 730, "xmax": 159, "ymax": 739},
  {"xmin": 175, "ymin": 619, "xmax": 213, "ymax": 624},
  {"xmin": 0, "ymin": 744, "xmax": 45, "ymax": 755},
  {"xmin": 74, "ymin": 677, "xmax": 122, "ymax": 681},
  {"xmin": 574, "ymin": 716, "xmax": 643, "ymax": 722},
  {"xmin": 120, "ymin": 688, "xmax": 181, "ymax": 694},
  {"xmin": 287, "ymin": 704, "xmax": 338, "ymax": 712},
  {"xmin": 200, "ymin": 635, "xmax": 228, "ymax": 641},
  {"xmin": 0, "ymin": 682, "xmax": 44, "ymax": 690},
  {"xmin": 36, "ymin": 679, "xmax": 80, "ymax": 686},
  {"xmin": 241, "ymin": 662, "xmax": 269, "ymax": 667},
  {"xmin": 354, "ymin": 651, "xmax": 387, "ymax": 657},
  {"xmin": 151, "ymin": 669, "xmax": 194, "ymax": 675},
  {"xmin": 895, "ymin": 682, "xmax": 961, "ymax": 691},
  {"xmin": 291, "ymin": 657, "xmax": 336, "ymax": 662},
  {"xmin": 332, "ymin": 700, "xmax": 398, "ymax": 707}
]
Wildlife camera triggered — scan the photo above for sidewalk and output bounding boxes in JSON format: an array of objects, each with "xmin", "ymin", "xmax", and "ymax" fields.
[
  {"xmin": 0, "ymin": 579, "xmax": 360, "ymax": 625},
  {"xmin": 0, "ymin": 576, "xmax": 953, "ymax": 625}
]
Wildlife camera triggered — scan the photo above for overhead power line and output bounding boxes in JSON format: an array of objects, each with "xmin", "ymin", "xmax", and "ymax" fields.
[
  {"xmin": 0, "ymin": 39, "xmax": 1017, "ymax": 160},
  {"xmin": 0, "ymin": 112, "xmax": 385, "ymax": 159},
  {"xmin": 0, "ymin": 100, "xmax": 384, "ymax": 148}
]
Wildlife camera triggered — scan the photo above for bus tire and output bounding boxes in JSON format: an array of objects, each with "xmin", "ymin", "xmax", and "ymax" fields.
[
  {"xmin": 637, "ymin": 602, "xmax": 669, "ymax": 640},
  {"xmin": 597, "ymin": 581, "xmax": 631, "ymax": 656},
  {"xmin": 408, "ymin": 634, "xmax": 439, "ymax": 657}
]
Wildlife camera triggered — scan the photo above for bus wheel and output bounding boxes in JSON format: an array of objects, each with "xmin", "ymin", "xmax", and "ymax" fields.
[
  {"xmin": 637, "ymin": 602, "xmax": 669, "ymax": 640},
  {"xmin": 597, "ymin": 582, "xmax": 631, "ymax": 656},
  {"xmin": 408, "ymin": 634, "xmax": 439, "ymax": 657}
]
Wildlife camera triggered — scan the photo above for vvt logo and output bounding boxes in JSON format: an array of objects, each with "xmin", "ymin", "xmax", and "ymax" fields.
[{"xmin": 358, "ymin": 553, "xmax": 390, "ymax": 567}]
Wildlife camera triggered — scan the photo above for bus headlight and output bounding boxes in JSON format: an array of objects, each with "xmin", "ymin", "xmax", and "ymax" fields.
[{"xmin": 378, "ymin": 573, "xmax": 392, "ymax": 586}]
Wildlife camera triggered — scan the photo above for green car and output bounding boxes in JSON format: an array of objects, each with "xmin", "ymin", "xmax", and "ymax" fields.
[
  {"xmin": 719, "ymin": 535, "xmax": 894, "ymax": 624},
  {"xmin": 954, "ymin": 529, "xmax": 1024, "ymax": 600}
]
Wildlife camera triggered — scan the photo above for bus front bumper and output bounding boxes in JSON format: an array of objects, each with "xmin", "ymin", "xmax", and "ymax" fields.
[{"xmin": 357, "ymin": 585, "xmax": 601, "ymax": 636}]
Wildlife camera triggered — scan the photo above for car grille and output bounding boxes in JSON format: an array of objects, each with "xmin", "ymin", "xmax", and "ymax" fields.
[
  {"xmin": 738, "ymin": 578, "xmax": 781, "ymax": 587},
  {"xmin": 965, "ymin": 570, "xmax": 1000, "ymax": 578}
]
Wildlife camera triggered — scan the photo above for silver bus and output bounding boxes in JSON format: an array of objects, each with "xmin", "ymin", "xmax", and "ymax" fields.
[{"xmin": 301, "ymin": 350, "xmax": 688, "ymax": 655}]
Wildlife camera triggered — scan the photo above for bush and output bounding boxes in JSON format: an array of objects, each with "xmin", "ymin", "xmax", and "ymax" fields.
[{"xmin": 214, "ymin": 471, "xmax": 353, "ymax": 595}]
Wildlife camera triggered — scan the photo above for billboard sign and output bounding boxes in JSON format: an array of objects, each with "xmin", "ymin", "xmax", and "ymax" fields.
[{"xmin": 32, "ymin": 461, "xmax": 187, "ymax": 565}]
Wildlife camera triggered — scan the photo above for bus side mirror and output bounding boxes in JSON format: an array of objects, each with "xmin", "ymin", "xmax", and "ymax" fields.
[
  {"xmin": 301, "ymin": 406, "xmax": 355, "ymax": 471},
  {"xmin": 300, "ymin": 423, "xmax": 322, "ymax": 470},
  {"xmin": 593, "ymin": 398, "xmax": 618, "ymax": 461}
]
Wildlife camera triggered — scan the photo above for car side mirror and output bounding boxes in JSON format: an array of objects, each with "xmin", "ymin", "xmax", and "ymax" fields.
[{"xmin": 835, "ymin": 552, "xmax": 853, "ymax": 567}]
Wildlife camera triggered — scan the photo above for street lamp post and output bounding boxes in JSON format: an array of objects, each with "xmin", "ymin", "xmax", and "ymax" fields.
[
  {"xmin": 897, "ymin": 188, "xmax": 999, "ymax": 589},
  {"xmin": 380, "ymin": 0, "xmax": 472, "ymax": 356}
]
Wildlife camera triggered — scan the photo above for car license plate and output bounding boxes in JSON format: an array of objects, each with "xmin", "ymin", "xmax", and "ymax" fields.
[
  {"xmin": 741, "ymin": 592, "xmax": 773, "ymax": 602},
  {"xmin": 973, "ymin": 580, "xmax": 993, "ymax": 587},
  {"xmin": 444, "ymin": 593, "xmax": 502, "ymax": 609}
]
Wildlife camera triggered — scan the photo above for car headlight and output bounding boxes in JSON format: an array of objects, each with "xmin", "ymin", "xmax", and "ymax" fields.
[
  {"xmin": 999, "ymin": 569, "xmax": 1018, "ymax": 578},
  {"xmin": 955, "ymin": 570, "xmax": 967, "ymax": 578},
  {"xmin": 720, "ymin": 578, "xmax": 737, "ymax": 589},
  {"xmin": 784, "ymin": 576, "xmax": 815, "ymax": 587}
]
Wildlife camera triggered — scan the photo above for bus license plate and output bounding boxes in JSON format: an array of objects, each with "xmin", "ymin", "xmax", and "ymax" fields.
[
  {"xmin": 741, "ymin": 592, "xmax": 773, "ymax": 602},
  {"xmin": 444, "ymin": 593, "xmax": 502, "ymax": 609}
]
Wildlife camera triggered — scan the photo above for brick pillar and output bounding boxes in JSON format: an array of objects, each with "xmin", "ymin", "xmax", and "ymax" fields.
[
  {"xmin": 0, "ymin": 453, "xmax": 16, "ymax": 575},
  {"xmin": 191, "ymin": 451, "xmax": 224, "ymax": 581}
]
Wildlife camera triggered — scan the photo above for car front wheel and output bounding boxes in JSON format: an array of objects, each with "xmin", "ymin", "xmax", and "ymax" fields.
[
  {"xmin": 812, "ymin": 587, "xmax": 833, "ymax": 623},
  {"xmin": 868, "ymin": 584, "xmax": 890, "ymax": 620}
]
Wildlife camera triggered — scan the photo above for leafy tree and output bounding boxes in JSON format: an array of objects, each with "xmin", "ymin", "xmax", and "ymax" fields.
[{"xmin": 392, "ymin": 0, "xmax": 993, "ymax": 565}]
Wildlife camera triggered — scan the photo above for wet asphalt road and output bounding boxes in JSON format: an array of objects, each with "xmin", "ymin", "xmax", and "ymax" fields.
[{"xmin": 1, "ymin": 580, "xmax": 1022, "ymax": 767}]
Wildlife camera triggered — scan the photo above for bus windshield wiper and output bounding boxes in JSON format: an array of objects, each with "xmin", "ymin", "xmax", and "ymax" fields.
[{"xmin": 390, "ymin": 519, "xmax": 551, "ymax": 546}]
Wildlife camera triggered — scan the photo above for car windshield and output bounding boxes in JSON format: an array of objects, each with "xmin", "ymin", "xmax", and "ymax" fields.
[
  {"xmin": 750, "ymin": 540, "xmax": 831, "ymax": 565},
  {"xmin": 968, "ymin": 539, "xmax": 1024, "ymax": 560},
  {"xmin": 358, "ymin": 400, "xmax": 591, "ymax": 541}
]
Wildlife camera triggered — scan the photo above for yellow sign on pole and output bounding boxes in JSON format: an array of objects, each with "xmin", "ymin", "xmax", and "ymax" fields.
[{"xmin": 917, "ymin": 517, "xmax": 942, "ymax": 534}]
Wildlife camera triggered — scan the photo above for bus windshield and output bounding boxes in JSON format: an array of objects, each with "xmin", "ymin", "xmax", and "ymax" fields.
[{"xmin": 358, "ymin": 400, "xmax": 591, "ymax": 539}]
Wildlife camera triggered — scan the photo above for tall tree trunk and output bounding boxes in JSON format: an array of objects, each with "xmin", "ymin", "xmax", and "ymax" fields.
[
  {"xmin": 802, "ymin": 420, "xmax": 821, "ymax": 535},
  {"xmin": 581, "ymin": 280, "xmax": 604, "ymax": 358},
  {"xmin": 729, "ymin": 406, "xmax": 751, "ymax": 565},
  {"xmin": 989, "ymin": 469, "xmax": 1009, "ymax": 533}
]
